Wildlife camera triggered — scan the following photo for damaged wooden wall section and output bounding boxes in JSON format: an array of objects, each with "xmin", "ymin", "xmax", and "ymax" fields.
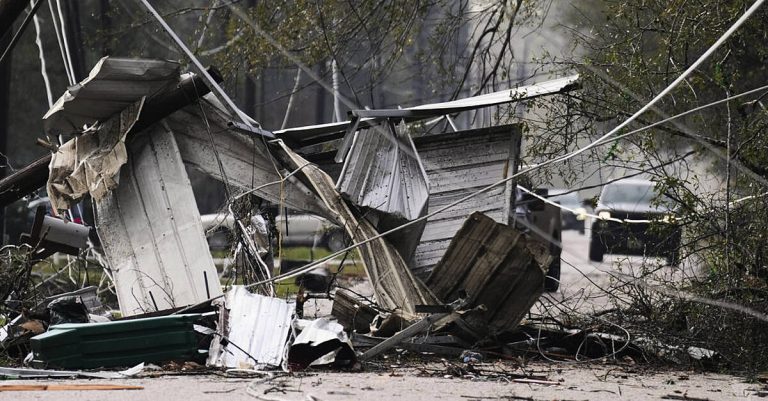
[
  {"xmin": 95, "ymin": 126, "xmax": 222, "ymax": 316},
  {"xmin": 411, "ymin": 124, "xmax": 522, "ymax": 279},
  {"xmin": 426, "ymin": 212, "xmax": 551, "ymax": 334}
]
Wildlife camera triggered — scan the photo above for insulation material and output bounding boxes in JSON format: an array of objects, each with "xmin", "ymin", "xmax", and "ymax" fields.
[
  {"xmin": 273, "ymin": 141, "xmax": 438, "ymax": 317},
  {"xmin": 207, "ymin": 286, "xmax": 293, "ymax": 369},
  {"xmin": 95, "ymin": 126, "xmax": 221, "ymax": 316},
  {"xmin": 43, "ymin": 57, "xmax": 179, "ymax": 136},
  {"xmin": 46, "ymin": 99, "xmax": 143, "ymax": 212}
]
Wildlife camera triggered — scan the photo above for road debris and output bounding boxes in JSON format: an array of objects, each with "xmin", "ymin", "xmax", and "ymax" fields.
[
  {"xmin": 207, "ymin": 286, "xmax": 293, "ymax": 370},
  {"xmin": 0, "ymin": 53, "xmax": 585, "ymax": 388}
]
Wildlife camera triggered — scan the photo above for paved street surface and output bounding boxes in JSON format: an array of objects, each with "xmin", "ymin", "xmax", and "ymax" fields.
[{"xmin": 2, "ymin": 361, "xmax": 764, "ymax": 400}]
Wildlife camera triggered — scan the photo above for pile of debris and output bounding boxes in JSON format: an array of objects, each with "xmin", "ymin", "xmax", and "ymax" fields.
[{"xmin": 0, "ymin": 57, "xmax": 590, "ymax": 376}]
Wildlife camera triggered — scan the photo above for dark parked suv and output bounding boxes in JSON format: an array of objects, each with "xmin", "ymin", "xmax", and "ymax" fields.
[{"xmin": 589, "ymin": 179, "xmax": 681, "ymax": 265}]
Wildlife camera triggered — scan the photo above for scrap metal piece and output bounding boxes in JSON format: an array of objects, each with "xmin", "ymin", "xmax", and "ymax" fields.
[
  {"xmin": 411, "ymin": 124, "xmax": 522, "ymax": 278},
  {"xmin": 42, "ymin": 57, "xmax": 180, "ymax": 136},
  {"xmin": 166, "ymin": 101, "xmax": 332, "ymax": 218},
  {"xmin": 272, "ymin": 141, "xmax": 438, "ymax": 316},
  {"xmin": 359, "ymin": 310, "xmax": 461, "ymax": 361},
  {"xmin": 19, "ymin": 206, "xmax": 89, "ymax": 260},
  {"xmin": 207, "ymin": 286, "xmax": 293, "ymax": 369},
  {"xmin": 31, "ymin": 315, "xmax": 202, "ymax": 369},
  {"xmin": 336, "ymin": 121, "xmax": 429, "ymax": 260},
  {"xmin": 426, "ymin": 212, "xmax": 552, "ymax": 334},
  {"xmin": 288, "ymin": 318, "xmax": 355, "ymax": 369},
  {"xmin": 95, "ymin": 126, "xmax": 221, "ymax": 316},
  {"xmin": 331, "ymin": 288, "xmax": 377, "ymax": 334},
  {"xmin": 274, "ymin": 75, "xmax": 579, "ymax": 149}
]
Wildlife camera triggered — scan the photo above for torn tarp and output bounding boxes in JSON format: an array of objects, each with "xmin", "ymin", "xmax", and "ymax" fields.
[{"xmin": 46, "ymin": 98, "xmax": 143, "ymax": 212}]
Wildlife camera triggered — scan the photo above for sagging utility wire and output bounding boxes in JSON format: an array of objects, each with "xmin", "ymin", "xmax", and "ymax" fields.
[
  {"xmin": 47, "ymin": 0, "xmax": 73, "ymax": 85},
  {"xmin": 138, "ymin": 0, "xmax": 258, "ymax": 130},
  {"xmin": 236, "ymin": 0, "xmax": 765, "ymax": 291},
  {"xmin": 179, "ymin": 0, "xmax": 766, "ymax": 323}
]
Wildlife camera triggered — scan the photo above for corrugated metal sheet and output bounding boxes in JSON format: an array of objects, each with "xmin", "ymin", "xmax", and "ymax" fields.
[
  {"xmin": 337, "ymin": 125, "xmax": 428, "ymax": 221},
  {"xmin": 273, "ymin": 74, "xmax": 579, "ymax": 147},
  {"xmin": 166, "ymin": 101, "xmax": 332, "ymax": 218},
  {"xmin": 95, "ymin": 126, "xmax": 222, "ymax": 316},
  {"xmin": 207, "ymin": 286, "xmax": 293, "ymax": 369},
  {"xmin": 425, "ymin": 212, "xmax": 550, "ymax": 334},
  {"xmin": 411, "ymin": 125, "xmax": 522, "ymax": 279},
  {"xmin": 336, "ymin": 124, "xmax": 429, "ymax": 260},
  {"xmin": 408, "ymin": 75, "xmax": 579, "ymax": 113},
  {"xmin": 43, "ymin": 57, "xmax": 179, "ymax": 136}
]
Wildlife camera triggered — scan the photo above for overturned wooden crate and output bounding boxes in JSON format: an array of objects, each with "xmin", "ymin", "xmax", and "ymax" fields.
[{"xmin": 426, "ymin": 211, "xmax": 552, "ymax": 334}]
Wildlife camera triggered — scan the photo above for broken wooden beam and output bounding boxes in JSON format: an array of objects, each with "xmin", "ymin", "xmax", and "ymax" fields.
[
  {"xmin": 0, "ymin": 68, "xmax": 222, "ymax": 208},
  {"xmin": 359, "ymin": 311, "xmax": 460, "ymax": 361},
  {"xmin": 0, "ymin": 384, "xmax": 144, "ymax": 391}
]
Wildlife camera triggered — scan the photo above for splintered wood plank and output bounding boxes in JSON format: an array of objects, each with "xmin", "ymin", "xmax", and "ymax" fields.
[{"xmin": 0, "ymin": 384, "xmax": 144, "ymax": 391}]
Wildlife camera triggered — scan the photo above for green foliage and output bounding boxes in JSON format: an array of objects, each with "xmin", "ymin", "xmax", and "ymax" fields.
[{"xmin": 554, "ymin": 0, "xmax": 768, "ymax": 372}]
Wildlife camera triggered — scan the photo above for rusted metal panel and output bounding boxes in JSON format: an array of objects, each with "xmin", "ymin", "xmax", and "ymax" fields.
[
  {"xmin": 426, "ymin": 212, "xmax": 551, "ymax": 334},
  {"xmin": 410, "ymin": 124, "xmax": 522, "ymax": 278},
  {"xmin": 95, "ymin": 126, "xmax": 222, "ymax": 316}
]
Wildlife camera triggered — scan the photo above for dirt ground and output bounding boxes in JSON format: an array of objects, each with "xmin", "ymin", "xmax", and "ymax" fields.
[{"xmin": 1, "ymin": 360, "xmax": 765, "ymax": 401}]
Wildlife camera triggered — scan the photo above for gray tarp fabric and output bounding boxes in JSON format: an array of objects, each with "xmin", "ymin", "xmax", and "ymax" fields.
[{"xmin": 46, "ymin": 99, "xmax": 144, "ymax": 213}]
